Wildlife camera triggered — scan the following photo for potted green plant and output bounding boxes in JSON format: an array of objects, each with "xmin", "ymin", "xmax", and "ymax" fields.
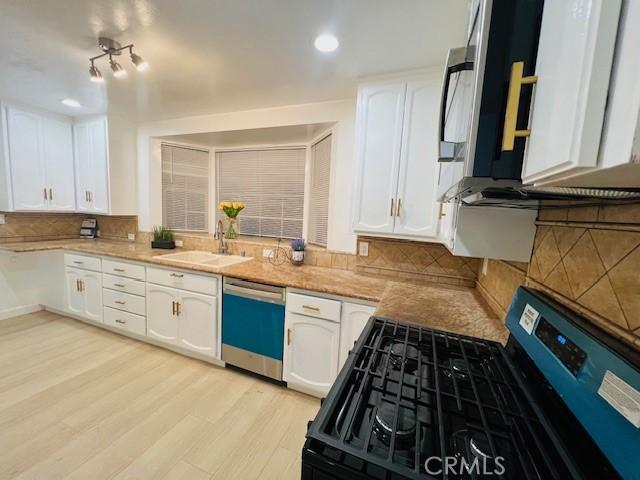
[
  {"xmin": 151, "ymin": 226, "xmax": 176, "ymax": 249},
  {"xmin": 290, "ymin": 238, "xmax": 306, "ymax": 266}
]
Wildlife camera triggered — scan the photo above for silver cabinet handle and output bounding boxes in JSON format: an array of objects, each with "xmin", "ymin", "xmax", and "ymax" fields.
[
  {"xmin": 49, "ymin": 188, "xmax": 53, "ymax": 201},
  {"xmin": 396, "ymin": 198, "xmax": 401, "ymax": 217},
  {"xmin": 115, "ymin": 319, "xmax": 126, "ymax": 324},
  {"xmin": 114, "ymin": 283, "xmax": 126, "ymax": 288},
  {"xmin": 302, "ymin": 305, "xmax": 321, "ymax": 312},
  {"xmin": 114, "ymin": 300, "xmax": 126, "ymax": 305},
  {"xmin": 73, "ymin": 260, "xmax": 84, "ymax": 265},
  {"xmin": 113, "ymin": 268, "xmax": 126, "ymax": 273},
  {"xmin": 170, "ymin": 273, "xmax": 184, "ymax": 278},
  {"xmin": 44, "ymin": 188, "xmax": 47, "ymax": 201},
  {"xmin": 390, "ymin": 198, "xmax": 395, "ymax": 217}
]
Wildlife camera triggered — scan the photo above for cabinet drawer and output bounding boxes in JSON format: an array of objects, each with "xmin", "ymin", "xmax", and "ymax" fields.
[
  {"xmin": 287, "ymin": 293, "xmax": 341, "ymax": 322},
  {"xmin": 103, "ymin": 288, "xmax": 146, "ymax": 316},
  {"xmin": 64, "ymin": 253, "xmax": 101, "ymax": 272},
  {"xmin": 102, "ymin": 273, "xmax": 145, "ymax": 297},
  {"xmin": 103, "ymin": 307, "xmax": 146, "ymax": 336},
  {"xmin": 146, "ymin": 266, "xmax": 218, "ymax": 295},
  {"xmin": 102, "ymin": 259, "xmax": 145, "ymax": 280}
]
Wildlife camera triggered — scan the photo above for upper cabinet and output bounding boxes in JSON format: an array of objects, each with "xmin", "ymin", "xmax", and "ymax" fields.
[
  {"xmin": 352, "ymin": 71, "xmax": 441, "ymax": 240},
  {"xmin": 2, "ymin": 106, "xmax": 75, "ymax": 211},
  {"xmin": 0, "ymin": 107, "xmax": 137, "ymax": 215},
  {"xmin": 73, "ymin": 115, "xmax": 137, "ymax": 216},
  {"xmin": 74, "ymin": 118, "xmax": 109, "ymax": 213},
  {"xmin": 513, "ymin": 0, "xmax": 626, "ymax": 186},
  {"xmin": 2, "ymin": 108, "xmax": 76, "ymax": 212}
]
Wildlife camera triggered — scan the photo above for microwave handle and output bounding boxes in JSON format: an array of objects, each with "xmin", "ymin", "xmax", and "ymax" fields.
[{"xmin": 438, "ymin": 46, "xmax": 475, "ymax": 163}]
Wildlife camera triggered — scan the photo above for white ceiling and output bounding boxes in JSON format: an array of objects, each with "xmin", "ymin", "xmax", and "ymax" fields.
[
  {"xmin": 0, "ymin": 0, "xmax": 469, "ymax": 122},
  {"xmin": 160, "ymin": 123, "xmax": 334, "ymax": 148}
]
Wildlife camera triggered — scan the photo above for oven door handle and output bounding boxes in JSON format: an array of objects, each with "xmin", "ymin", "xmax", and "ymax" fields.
[{"xmin": 438, "ymin": 45, "xmax": 475, "ymax": 163}]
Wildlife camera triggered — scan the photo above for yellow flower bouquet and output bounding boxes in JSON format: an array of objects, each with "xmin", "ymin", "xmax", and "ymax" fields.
[{"xmin": 218, "ymin": 201, "xmax": 245, "ymax": 239}]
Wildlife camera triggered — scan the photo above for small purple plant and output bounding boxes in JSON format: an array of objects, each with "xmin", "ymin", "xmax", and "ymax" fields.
[{"xmin": 291, "ymin": 238, "xmax": 306, "ymax": 252}]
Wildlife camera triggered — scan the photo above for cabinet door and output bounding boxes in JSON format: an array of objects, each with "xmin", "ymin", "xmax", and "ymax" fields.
[
  {"xmin": 521, "ymin": 0, "xmax": 621, "ymax": 184},
  {"xmin": 73, "ymin": 123, "xmax": 92, "ymax": 212},
  {"xmin": 42, "ymin": 117, "xmax": 75, "ymax": 211},
  {"xmin": 88, "ymin": 119, "xmax": 109, "ymax": 213},
  {"xmin": 7, "ymin": 108, "xmax": 46, "ymax": 211},
  {"xmin": 178, "ymin": 291, "xmax": 217, "ymax": 357},
  {"xmin": 81, "ymin": 271, "xmax": 103, "ymax": 322},
  {"xmin": 146, "ymin": 284, "xmax": 179, "ymax": 345},
  {"xmin": 338, "ymin": 303, "xmax": 376, "ymax": 368},
  {"xmin": 283, "ymin": 312, "xmax": 340, "ymax": 397},
  {"xmin": 65, "ymin": 268, "xmax": 84, "ymax": 316},
  {"xmin": 394, "ymin": 77, "xmax": 441, "ymax": 238},
  {"xmin": 352, "ymin": 82, "xmax": 406, "ymax": 233}
]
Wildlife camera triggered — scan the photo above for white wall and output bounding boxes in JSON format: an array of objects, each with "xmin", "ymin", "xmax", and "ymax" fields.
[
  {"xmin": 137, "ymin": 99, "xmax": 357, "ymax": 253},
  {"xmin": 0, "ymin": 251, "xmax": 44, "ymax": 319}
]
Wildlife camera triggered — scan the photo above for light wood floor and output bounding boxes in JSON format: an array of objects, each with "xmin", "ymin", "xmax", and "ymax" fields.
[{"xmin": 0, "ymin": 311, "xmax": 320, "ymax": 480}]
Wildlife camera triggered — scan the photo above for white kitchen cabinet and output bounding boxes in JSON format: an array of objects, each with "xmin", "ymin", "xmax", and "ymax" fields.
[
  {"xmin": 146, "ymin": 282, "xmax": 218, "ymax": 357},
  {"xmin": 518, "ymin": 0, "xmax": 621, "ymax": 185},
  {"xmin": 43, "ymin": 117, "xmax": 75, "ymax": 211},
  {"xmin": 338, "ymin": 302, "xmax": 376, "ymax": 368},
  {"xmin": 353, "ymin": 71, "xmax": 442, "ymax": 240},
  {"xmin": 283, "ymin": 311, "xmax": 340, "ymax": 397},
  {"xmin": 146, "ymin": 283, "xmax": 180, "ymax": 345},
  {"xmin": 4, "ymin": 106, "xmax": 75, "ymax": 212},
  {"xmin": 352, "ymin": 81, "xmax": 406, "ymax": 234},
  {"xmin": 179, "ymin": 291, "xmax": 217, "ymax": 357},
  {"xmin": 73, "ymin": 114, "xmax": 137, "ymax": 215},
  {"xmin": 74, "ymin": 118, "xmax": 109, "ymax": 213},
  {"xmin": 64, "ymin": 267, "xmax": 103, "ymax": 322}
]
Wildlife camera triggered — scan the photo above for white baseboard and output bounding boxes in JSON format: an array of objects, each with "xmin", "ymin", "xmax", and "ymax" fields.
[{"xmin": 0, "ymin": 304, "xmax": 44, "ymax": 321}]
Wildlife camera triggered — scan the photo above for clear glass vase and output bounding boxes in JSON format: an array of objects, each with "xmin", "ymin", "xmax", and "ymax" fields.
[{"xmin": 225, "ymin": 217, "xmax": 239, "ymax": 239}]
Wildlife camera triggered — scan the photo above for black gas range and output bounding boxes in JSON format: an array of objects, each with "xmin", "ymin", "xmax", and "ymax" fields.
[{"xmin": 302, "ymin": 287, "xmax": 640, "ymax": 479}]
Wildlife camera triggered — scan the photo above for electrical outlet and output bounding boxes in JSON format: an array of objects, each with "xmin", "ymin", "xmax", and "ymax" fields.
[
  {"xmin": 358, "ymin": 241, "xmax": 369, "ymax": 257},
  {"xmin": 127, "ymin": 233, "xmax": 136, "ymax": 241},
  {"xmin": 263, "ymin": 248, "xmax": 275, "ymax": 258},
  {"xmin": 0, "ymin": 214, "xmax": 5, "ymax": 225},
  {"xmin": 175, "ymin": 240, "xmax": 184, "ymax": 247}
]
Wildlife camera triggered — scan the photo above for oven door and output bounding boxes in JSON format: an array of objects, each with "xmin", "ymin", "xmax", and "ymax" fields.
[{"xmin": 437, "ymin": 0, "xmax": 488, "ymax": 200}]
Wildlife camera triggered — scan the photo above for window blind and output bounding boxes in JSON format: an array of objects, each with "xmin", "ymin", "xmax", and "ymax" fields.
[
  {"xmin": 216, "ymin": 148, "xmax": 305, "ymax": 239},
  {"xmin": 308, "ymin": 135, "xmax": 332, "ymax": 246},
  {"xmin": 161, "ymin": 144, "xmax": 209, "ymax": 231}
]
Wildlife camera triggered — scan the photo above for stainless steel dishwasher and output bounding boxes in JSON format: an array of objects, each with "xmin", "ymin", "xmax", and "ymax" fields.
[{"xmin": 221, "ymin": 278, "xmax": 286, "ymax": 380}]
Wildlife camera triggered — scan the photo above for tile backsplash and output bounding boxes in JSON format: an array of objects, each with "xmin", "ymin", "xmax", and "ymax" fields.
[
  {"xmin": 356, "ymin": 236, "xmax": 479, "ymax": 287},
  {"xmin": 478, "ymin": 202, "xmax": 640, "ymax": 350},
  {"xmin": 0, "ymin": 213, "xmax": 137, "ymax": 242}
]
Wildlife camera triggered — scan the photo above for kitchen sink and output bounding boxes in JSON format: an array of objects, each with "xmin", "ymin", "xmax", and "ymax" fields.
[{"xmin": 152, "ymin": 250, "xmax": 252, "ymax": 268}]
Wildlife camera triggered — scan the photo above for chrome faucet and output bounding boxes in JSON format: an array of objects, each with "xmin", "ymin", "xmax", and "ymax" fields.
[{"xmin": 215, "ymin": 220, "xmax": 228, "ymax": 254}]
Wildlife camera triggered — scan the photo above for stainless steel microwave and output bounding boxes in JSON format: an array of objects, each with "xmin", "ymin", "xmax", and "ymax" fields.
[{"xmin": 437, "ymin": 0, "xmax": 544, "ymax": 202}]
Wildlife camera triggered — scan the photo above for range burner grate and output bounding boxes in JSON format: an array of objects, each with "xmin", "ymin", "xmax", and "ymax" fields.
[{"xmin": 306, "ymin": 317, "xmax": 576, "ymax": 480}]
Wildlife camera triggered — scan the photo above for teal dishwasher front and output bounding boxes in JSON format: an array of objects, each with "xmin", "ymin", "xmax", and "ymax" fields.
[{"xmin": 221, "ymin": 278, "xmax": 285, "ymax": 380}]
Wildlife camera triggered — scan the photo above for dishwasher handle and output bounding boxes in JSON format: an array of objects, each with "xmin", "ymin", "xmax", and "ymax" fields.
[{"xmin": 223, "ymin": 278, "xmax": 285, "ymax": 304}]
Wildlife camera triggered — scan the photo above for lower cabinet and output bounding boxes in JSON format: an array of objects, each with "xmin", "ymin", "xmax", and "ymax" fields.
[
  {"xmin": 283, "ymin": 311, "xmax": 341, "ymax": 397},
  {"xmin": 339, "ymin": 302, "xmax": 376, "ymax": 368},
  {"xmin": 64, "ymin": 267, "xmax": 102, "ymax": 322},
  {"xmin": 146, "ymin": 283, "xmax": 218, "ymax": 358}
]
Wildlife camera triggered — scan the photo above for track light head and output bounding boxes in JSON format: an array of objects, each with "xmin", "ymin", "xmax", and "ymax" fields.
[
  {"xmin": 89, "ymin": 63, "xmax": 104, "ymax": 83},
  {"xmin": 130, "ymin": 52, "xmax": 149, "ymax": 72},
  {"xmin": 110, "ymin": 56, "xmax": 127, "ymax": 78}
]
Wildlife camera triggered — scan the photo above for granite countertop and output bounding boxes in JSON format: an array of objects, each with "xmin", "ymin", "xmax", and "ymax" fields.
[{"xmin": 0, "ymin": 239, "xmax": 508, "ymax": 344}]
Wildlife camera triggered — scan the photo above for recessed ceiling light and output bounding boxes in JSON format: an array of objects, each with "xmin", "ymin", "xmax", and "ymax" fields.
[
  {"xmin": 61, "ymin": 98, "xmax": 81, "ymax": 108},
  {"xmin": 314, "ymin": 34, "xmax": 339, "ymax": 53}
]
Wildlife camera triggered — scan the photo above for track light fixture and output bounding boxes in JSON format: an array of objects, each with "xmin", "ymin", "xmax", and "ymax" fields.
[{"xmin": 88, "ymin": 37, "xmax": 148, "ymax": 82}]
